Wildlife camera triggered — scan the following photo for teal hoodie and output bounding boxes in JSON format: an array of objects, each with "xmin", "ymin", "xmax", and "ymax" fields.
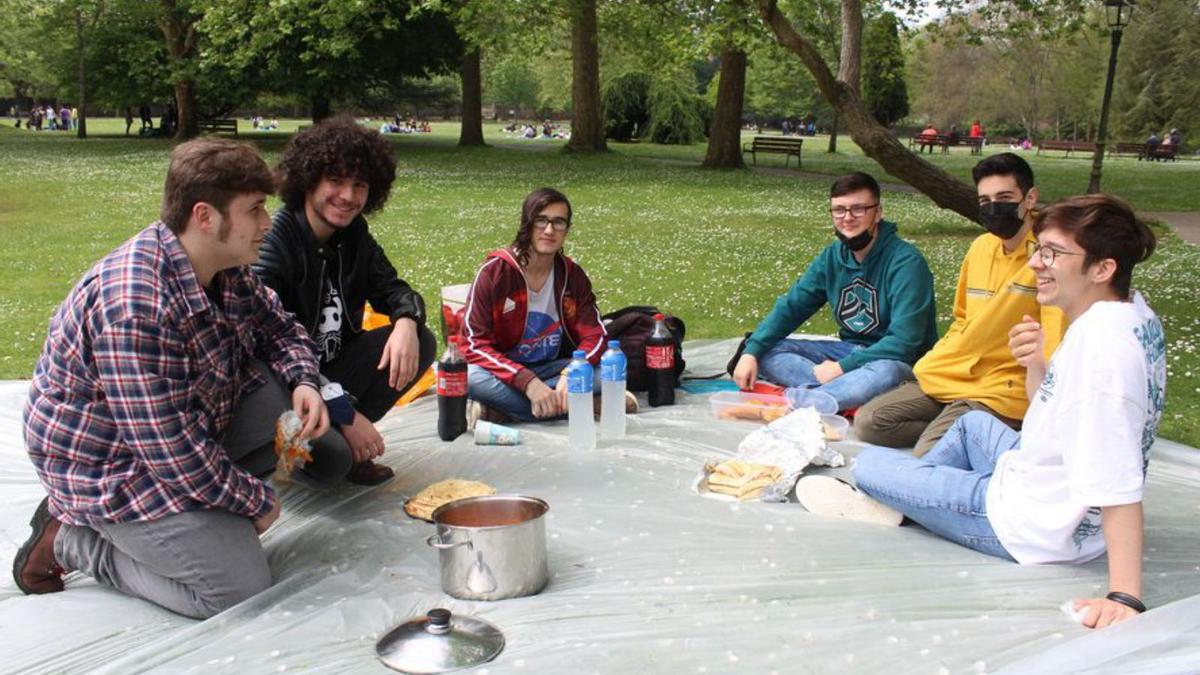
[{"xmin": 744, "ymin": 220, "xmax": 937, "ymax": 373}]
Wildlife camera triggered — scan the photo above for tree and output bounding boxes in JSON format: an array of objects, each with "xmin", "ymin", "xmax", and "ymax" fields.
[
  {"xmin": 861, "ymin": 12, "xmax": 907, "ymax": 126},
  {"xmin": 566, "ymin": 0, "xmax": 606, "ymax": 151},
  {"xmin": 158, "ymin": 0, "xmax": 200, "ymax": 138},
  {"xmin": 603, "ymin": 71, "xmax": 651, "ymax": 141},
  {"xmin": 1115, "ymin": 0, "xmax": 1200, "ymax": 140},
  {"xmin": 487, "ymin": 55, "xmax": 542, "ymax": 114},
  {"xmin": 703, "ymin": 45, "xmax": 747, "ymax": 167}
]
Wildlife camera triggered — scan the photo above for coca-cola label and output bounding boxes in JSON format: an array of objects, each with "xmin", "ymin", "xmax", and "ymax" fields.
[
  {"xmin": 437, "ymin": 371, "xmax": 467, "ymax": 397},
  {"xmin": 646, "ymin": 345, "xmax": 674, "ymax": 369}
]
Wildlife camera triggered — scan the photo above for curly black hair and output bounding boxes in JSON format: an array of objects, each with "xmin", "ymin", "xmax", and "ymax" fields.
[{"xmin": 276, "ymin": 114, "xmax": 397, "ymax": 216}]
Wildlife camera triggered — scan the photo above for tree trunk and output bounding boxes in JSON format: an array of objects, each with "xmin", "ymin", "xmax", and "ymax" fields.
[
  {"xmin": 74, "ymin": 6, "xmax": 88, "ymax": 139},
  {"xmin": 458, "ymin": 47, "xmax": 485, "ymax": 147},
  {"xmin": 158, "ymin": 0, "xmax": 199, "ymax": 139},
  {"xmin": 702, "ymin": 46, "xmax": 747, "ymax": 169},
  {"xmin": 828, "ymin": 112, "xmax": 838, "ymax": 153},
  {"xmin": 565, "ymin": 0, "xmax": 606, "ymax": 152},
  {"xmin": 756, "ymin": 0, "xmax": 978, "ymax": 222},
  {"xmin": 311, "ymin": 95, "xmax": 332, "ymax": 123},
  {"xmin": 174, "ymin": 81, "xmax": 197, "ymax": 139}
]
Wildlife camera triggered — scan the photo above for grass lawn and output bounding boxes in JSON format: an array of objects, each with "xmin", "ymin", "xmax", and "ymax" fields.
[{"xmin": 2, "ymin": 120, "xmax": 1198, "ymax": 447}]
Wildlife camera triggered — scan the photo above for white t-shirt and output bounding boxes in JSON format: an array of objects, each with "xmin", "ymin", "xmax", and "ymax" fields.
[
  {"xmin": 986, "ymin": 292, "xmax": 1166, "ymax": 564},
  {"xmin": 506, "ymin": 267, "xmax": 563, "ymax": 364}
]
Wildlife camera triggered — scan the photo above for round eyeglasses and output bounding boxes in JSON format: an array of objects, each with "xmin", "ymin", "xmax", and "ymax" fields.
[{"xmin": 1031, "ymin": 243, "xmax": 1084, "ymax": 267}]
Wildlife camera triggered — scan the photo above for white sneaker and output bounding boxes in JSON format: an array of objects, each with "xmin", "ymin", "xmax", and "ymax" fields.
[
  {"xmin": 624, "ymin": 391, "xmax": 639, "ymax": 414},
  {"xmin": 795, "ymin": 475, "xmax": 903, "ymax": 526},
  {"xmin": 467, "ymin": 401, "xmax": 483, "ymax": 431}
]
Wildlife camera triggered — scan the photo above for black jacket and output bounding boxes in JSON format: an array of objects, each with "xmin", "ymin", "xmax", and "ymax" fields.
[{"xmin": 253, "ymin": 207, "xmax": 426, "ymax": 341}]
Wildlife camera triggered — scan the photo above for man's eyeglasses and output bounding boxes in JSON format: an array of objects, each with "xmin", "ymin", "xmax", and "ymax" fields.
[
  {"xmin": 1031, "ymin": 243, "xmax": 1083, "ymax": 267},
  {"xmin": 533, "ymin": 216, "xmax": 571, "ymax": 232},
  {"xmin": 830, "ymin": 204, "xmax": 879, "ymax": 220}
]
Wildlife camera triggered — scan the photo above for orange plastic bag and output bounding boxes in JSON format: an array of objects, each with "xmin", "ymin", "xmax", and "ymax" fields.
[{"xmin": 361, "ymin": 303, "xmax": 435, "ymax": 408}]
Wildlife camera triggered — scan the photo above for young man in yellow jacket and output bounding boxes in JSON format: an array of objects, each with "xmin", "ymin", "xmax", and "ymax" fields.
[{"xmin": 854, "ymin": 153, "xmax": 1065, "ymax": 456}]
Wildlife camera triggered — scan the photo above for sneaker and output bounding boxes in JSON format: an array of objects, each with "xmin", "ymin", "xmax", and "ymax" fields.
[
  {"xmin": 795, "ymin": 475, "xmax": 902, "ymax": 526},
  {"xmin": 624, "ymin": 391, "xmax": 639, "ymax": 414},
  {"xmin": 468, "ymin": 401, "xmax": 510, "ymax": 430},
  {"xmin": 13, "ymin": 497, "xmax": 67, "ymax": 594},
  {"xmin": 784, "ymin": 388, "xmax": 839, "ymax": 415}
]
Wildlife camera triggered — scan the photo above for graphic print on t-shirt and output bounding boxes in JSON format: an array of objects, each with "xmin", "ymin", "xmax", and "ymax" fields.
[
  {"xmin": 316, "ymin": 278, "xmax": 345, "ymax": 363},
  {"xmin": 507, "ymin": 269, "xmax": 562, "ymax": 364},
  {"xmin": 836, "ymin": 277, "xmax": 880, "ymax": 334}
]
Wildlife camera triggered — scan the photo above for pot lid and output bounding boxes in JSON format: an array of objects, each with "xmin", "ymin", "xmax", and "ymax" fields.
[{"xmin": 376, "ymin": 608, "xmax": 504, "ymax": 674}]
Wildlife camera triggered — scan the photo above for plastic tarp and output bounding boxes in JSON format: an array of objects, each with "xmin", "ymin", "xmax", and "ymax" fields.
[{"xmin": 2, "ymin": 338, "xmax": 1198, "ymax": 674}]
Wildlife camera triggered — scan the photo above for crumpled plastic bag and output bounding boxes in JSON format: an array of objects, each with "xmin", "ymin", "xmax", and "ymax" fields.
[
  {"xmin": 735, "ymin": 406, "xmax": 846, "ymax": 502},
  {"xmin": 274, "ymin": 410, "xmax": 313, "ymax": 481}
]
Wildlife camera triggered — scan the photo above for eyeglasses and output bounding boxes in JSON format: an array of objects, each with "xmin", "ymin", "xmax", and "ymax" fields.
[
  {"xmin": 830, "ymin": 203, "xmax": 879, "ymax": 220},
  {"xmin": 1031, "ymin": 243, "xmax": 1083, "ymax": 267},
  {"xmin": 533, "ymin": 216, "xmax": 571, "ymax": 232}
]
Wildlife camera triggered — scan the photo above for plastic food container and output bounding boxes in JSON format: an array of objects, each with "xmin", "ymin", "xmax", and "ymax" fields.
[
  {"xmin": 820, "ymin": 414, "xmax": 851, "ymax": 441},
  {"xmin": 710, "ymin": 391, "xmax": 791, "ymax": 424}
]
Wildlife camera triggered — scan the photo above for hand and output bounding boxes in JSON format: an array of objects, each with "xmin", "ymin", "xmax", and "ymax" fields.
[
  {"xmin": 340, "ymin": 411, "xmax": 385, "ymax": 463},
  {"xmin": 292, "ymin": 384, "xmax": 329, "ymax": 441},
  {"xmin": 554, "ymin": 373, "xmax": 569, "ymax": 411},
  {"xmin": 253, "ymin": 496, "xmax": 281, "ymax": 535},
  {"xmin": 378, "ymin": 318, "xmax": 420, "ymax": 390},
  {"xmin": 813, "ymin": 360, "xmax": 844, "ymax": 385},
  {"xmin": 1008, "ymin": 315, "xmax": 1046, "ymax": 371},
  {"xmin": 733, "ymin": 354, "xmax": 758, "ymax": 390},
  {"xmin": 1073, "ymin": 597, "xmax": 1140, "ymax": 629},
  {"xmin": 525, "ymin": 378, "xmax": 563, "ymax": 418}
]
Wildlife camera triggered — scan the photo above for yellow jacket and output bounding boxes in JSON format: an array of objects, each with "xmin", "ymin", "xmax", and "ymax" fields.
[{"xmin": 914, "ymin": 229, "xmax": 1066, "ymax": 420}]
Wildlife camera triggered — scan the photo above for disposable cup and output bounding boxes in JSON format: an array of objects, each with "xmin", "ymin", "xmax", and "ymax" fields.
[{"xmin": 474, "ymin": 420, "xmax": 521, "ymax": 446}]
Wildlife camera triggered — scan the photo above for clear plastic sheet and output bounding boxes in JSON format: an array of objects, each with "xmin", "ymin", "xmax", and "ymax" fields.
[{"xmin": 2, "ymin": 338, "xmax": 1199, "ymax": 674}]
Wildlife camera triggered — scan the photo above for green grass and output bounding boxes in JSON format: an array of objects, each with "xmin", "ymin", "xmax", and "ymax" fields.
[{"xmin": 2, "ymin": 120, "xmax": 1198, "ymax": 447}]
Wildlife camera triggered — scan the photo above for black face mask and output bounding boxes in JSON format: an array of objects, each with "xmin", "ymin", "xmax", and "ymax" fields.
[
  {"xmin": 979, "ymin": 201, "xmax": 1025, "ymax": 239},
  {"xmin": 835, "ymin": 226, "xmax": 874, "ymax": 252}
]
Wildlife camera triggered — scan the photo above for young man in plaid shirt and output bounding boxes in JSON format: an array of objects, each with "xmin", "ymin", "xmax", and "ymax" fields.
[{"xmin": 14, "ymin": 139, "xmax": 336, "ymax": 619}]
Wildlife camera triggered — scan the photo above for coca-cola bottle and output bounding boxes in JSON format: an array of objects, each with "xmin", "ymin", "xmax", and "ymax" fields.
[
  {"xmin": 646, "ymin": 313, "xmax": 676, "ymax": 407},
  {"xmin": 437, "ymin": 336, "xmax": 468, "ymax": 440}
]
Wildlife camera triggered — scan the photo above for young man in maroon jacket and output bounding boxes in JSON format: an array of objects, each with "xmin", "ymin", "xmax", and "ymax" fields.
[{"xmin": 460, "ymin": 187, "xmax": 633, "ymax": 423}]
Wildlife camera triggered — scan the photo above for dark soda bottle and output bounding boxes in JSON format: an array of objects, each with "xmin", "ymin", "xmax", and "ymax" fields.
[
  {"xmin": 437, "ymin": 336, "xmax": 468, "ymax": 440},
  {"xmin": 646, "ymin": 313, "xmax": 676, "ymax": 407}
]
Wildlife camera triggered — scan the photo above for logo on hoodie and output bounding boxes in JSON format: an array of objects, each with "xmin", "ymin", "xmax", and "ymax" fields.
[{"xmin": 837, "ymin": 278, "xmax": 879, "ymax": 335}]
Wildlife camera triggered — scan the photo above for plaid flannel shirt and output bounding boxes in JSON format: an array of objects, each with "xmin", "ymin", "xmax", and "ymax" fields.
[{"xmin": 24, "ymin": 223, "xmax": 320, "ymax": 526}]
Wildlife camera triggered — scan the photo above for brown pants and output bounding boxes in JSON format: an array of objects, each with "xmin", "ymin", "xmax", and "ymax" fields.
[{"xmin": 853, "ymin": 381, "xmax": 1022, "ymax": 457}]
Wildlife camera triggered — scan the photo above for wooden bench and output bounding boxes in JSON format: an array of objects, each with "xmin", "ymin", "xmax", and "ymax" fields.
[
  {"xmin": 1036, "ymin": 140, "xmax": 1096, "ymax": 158},
  {"xmin": 1150, "ymin": 144, "xmax": 1179, "ymax": 161},
  {"xmin": 742, "ymin": 136, "xmax": 804, "ymax": 168},
  {"xmin": 959, "ymin": 136, "xmax": 985, "ymax": 155},
  {"xmin": 198, "ymin": 118, "xmax": 238, "ymax": 136},
  {"xmin": 1109, "ymin": 142, "xmax": 1147, "ymax": 159},
  {"xmin": 909, "ymin": 134, "xmax": 949, "ymax": 154}
]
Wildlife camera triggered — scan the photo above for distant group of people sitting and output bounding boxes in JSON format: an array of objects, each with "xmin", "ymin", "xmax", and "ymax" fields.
[
  {"xmin": 1144, "ymin": 128, "xmax": 1184, "ymax": 160},
  {"xmin": 251, "ymin": 116, "xmax": 280, "ymax": 131},
  {"xmin": 503, "ymin": 121, "xmax": 568, "ymax": 140},
  {"xmin": 780, "ymin": 118, "xmax": 817, "ymax": 136},
  {"xmin": 381, "ymin": 115, "xmax": 432, "ymax": 134}
]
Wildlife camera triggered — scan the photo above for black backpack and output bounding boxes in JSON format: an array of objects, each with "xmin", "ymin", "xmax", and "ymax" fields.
[{"xmin": 601, "ymin": 306, "xmax": 686, "ymax": 392}]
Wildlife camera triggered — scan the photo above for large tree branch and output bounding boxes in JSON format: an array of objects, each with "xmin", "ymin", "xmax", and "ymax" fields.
[
  {"xmin": 838, "ymin": 0, "xmax": 861, "ymax": 89},
  {"xmin": 755, "ymin": 0, "xmax": 980, "ymax": 223}
]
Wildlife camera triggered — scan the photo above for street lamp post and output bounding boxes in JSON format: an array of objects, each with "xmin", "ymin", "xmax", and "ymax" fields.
[{"xmin": 1088, "ymin": 0, "xmax": 1135, "ymax": 193}]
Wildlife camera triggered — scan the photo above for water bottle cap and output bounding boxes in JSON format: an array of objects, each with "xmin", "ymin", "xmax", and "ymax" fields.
[
  {"xmin": 572, "ymin": 349, "xmax": 586, "ymax": 359},
  {"xmin": 653, "ymin": 313, "xmax": 665, "ymax": 321},
  {"xmin": 608, "ymin": 340, "xmax": 620, "ymax": 349}
]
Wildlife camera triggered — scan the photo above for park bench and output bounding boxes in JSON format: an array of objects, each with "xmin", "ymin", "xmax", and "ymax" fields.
[
  {"xmin": 198, "ymin": 118, "xmax": 238, "ymax": 136},
  {"xmin": 1036, "ymin": 140, "xmax": 1096, "ymax": 158},
  {"xmin": 959, "ymin": 136, "xmax": 985, "ymax": 155},
  {"xmin": 742, "ymin": 136, "xmax": 804, "ymax": 168},
  {"xmin": 1109, "ymin": 142, "xmax": 1148, "ymax": 159},
  {"xmin": 1150, "ymin": 144, "xmax": 1179, "ymax": 161},
  {"xmin": 908, "ymin": 134, "xmax": 949, "ymax": 154}
]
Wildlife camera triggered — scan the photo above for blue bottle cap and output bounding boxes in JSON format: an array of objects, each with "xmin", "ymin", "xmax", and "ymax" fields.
[
  {"xmin": 608, "ymin": 340, "xmax": 620, "ymax": 349},
  {"xmin": 573, "ymin": 349, "xmax": 586, "ymax": 359}
]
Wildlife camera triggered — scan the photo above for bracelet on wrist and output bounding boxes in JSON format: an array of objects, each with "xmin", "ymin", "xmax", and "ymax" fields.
[{"xmin": 1105, "ymin": 591, "xmax": 1146, "ymax": 613}]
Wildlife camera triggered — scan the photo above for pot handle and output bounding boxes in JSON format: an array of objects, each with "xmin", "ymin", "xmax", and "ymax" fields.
[{"xmin": 426, "ymin": 533, "xmax": 473, "ymax": 551}]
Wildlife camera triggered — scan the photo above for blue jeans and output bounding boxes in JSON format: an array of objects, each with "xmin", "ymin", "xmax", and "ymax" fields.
[
  {"xmin": 758, "ymin": 338, "xmax": 914, "ymax": 410},
  {"xmin": 468, "ymin": 358, "xmax": 601, "ymax": 423},
  {"xmin": 852, "ymin": 411, "xmax": 1019, "ymax": 561}
]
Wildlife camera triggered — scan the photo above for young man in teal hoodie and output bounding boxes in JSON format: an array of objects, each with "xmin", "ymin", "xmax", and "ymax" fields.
[{"xmin": 732, "ymin": 172, "xmax": 938, "ymax": 411}]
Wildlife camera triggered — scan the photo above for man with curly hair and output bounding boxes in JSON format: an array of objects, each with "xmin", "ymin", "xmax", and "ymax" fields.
[{"xmin": 254, "ymin": 116, "xmax": 436, "ymax": 485}]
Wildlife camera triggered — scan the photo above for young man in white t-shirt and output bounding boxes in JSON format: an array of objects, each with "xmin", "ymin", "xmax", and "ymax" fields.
[{"xmin": 799, "ymin": 194, "xmax": 1164, "ymax": 629}]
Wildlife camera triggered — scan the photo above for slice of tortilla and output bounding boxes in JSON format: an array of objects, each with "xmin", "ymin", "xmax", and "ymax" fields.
[{"xmin": 404, "ymin": 479, "xmax": 496, "ymax": 521}]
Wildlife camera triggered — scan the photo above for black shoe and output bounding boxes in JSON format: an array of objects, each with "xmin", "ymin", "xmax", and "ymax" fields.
[
  {"xmin": 13, "ymin": 497, "xmax": 66, "ymax": 595},
  {"xmin": 346, "ymin": 460, "xmax": 394, "ymax": 486}
]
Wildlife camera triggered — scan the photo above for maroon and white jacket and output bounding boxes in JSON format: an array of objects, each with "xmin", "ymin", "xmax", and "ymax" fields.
[{"xmin": 460, "ymin": 248, "xmax": 607, "ymax": 391}]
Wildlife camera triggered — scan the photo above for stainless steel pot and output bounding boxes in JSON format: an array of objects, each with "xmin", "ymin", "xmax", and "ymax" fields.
[{"xmin": 426, "ymin": 495, "xmax": 549, "ymax": 601}]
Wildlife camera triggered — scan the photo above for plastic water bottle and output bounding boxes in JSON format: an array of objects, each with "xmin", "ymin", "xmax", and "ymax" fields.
[
  {"xmin": 600, "ymin": 340, "xmax": 627, "ymax": 439},
  {"xmin": 567, "ymin": 349, "xmax": 596, "ymax": 451}
]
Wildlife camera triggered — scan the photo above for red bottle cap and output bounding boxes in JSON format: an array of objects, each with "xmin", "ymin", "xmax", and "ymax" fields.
[{"xmin": 653, "ymin": 313, "xmax": 664, "ymax": 321}]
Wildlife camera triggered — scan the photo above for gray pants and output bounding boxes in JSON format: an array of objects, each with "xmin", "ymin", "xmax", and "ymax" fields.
[{"xmin": 53, "ymin": 362, "xmax": 353, "ymax": 619}]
